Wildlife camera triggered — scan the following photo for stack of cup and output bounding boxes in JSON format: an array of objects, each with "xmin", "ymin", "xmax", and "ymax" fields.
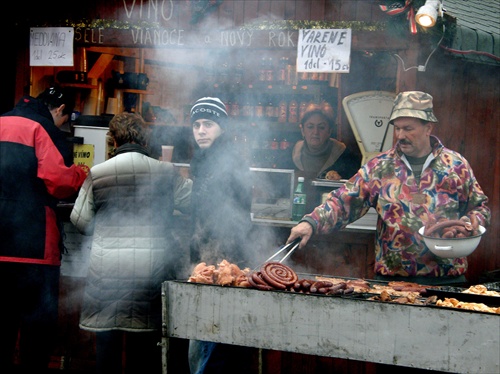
[{"xmin": 161, "ymin": 145, "xmax": 174, "ymax": 162}]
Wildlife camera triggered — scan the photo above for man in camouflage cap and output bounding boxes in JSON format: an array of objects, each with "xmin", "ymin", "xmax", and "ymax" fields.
[
  {"xmin": 287, "ymin": 90, "xmax": 490, "ymax": 286},
  {"xmin": 389, "ymin": 90, "xmax": 438, "ymax": 124},
  {"xmin": 388, "ymin": 90, "xmax": 439, "ymax": 158}
]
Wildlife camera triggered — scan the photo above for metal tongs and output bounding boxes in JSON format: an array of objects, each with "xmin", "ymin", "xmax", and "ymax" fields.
[{"xmin": 264, "ymin": 237, "xmax": 301, "ymax": 264}]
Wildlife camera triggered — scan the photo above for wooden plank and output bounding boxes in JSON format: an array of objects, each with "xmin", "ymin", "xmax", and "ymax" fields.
[
  {"xmin": 295, "ymin": 0, "xmax": 311, "ymax": 20},
  {"xmin": 355, "ymin": 0, "xmax": 374, "ymax": 22},
  {"xmin": 310, "ymin": 0, "xmax": 326, "ymax": 21},
  {"xmin": 257, "ymin": 0, "xmax": 272, "ymax": 19},
  {"xmin": 77, "ymin": 28, "xmax": 408, "ymax": 51},
  {"xmin": 87, "ymin": 53, "xmax": 115, "ymax": 79},
  {"xmin": 163, "ymin": 281, "xmax": 500, "ymax": 374},
  {"xmin": 284, "ymin": 0, "xmax": 297, "ymax": 20},
  {"xmin": 243, "ymin": 0, "xmax": 259, "ymax": 22},
  {"xmin": 270, "ymin": 0, "xmax": 286, "ymax": 20},
  {"xmin": 339, "ymin": 0, "xmax": 358, "ymax": 20},
  {"xmin": 233, "ymin": 0, "xmax": 246, "ymax": 26}
]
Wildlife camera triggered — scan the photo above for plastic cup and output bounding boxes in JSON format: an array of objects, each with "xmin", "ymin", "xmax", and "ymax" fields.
[{"xmin": 161, "ymin": 145, "xmax": 174, "ymax": 162}]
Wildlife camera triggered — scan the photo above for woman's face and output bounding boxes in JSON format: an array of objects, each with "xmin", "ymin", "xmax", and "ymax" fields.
[
  {"xmin": 192, "ymin": 119, "xmax": 223, "ymax": 149},
  {"xmin": 300, "ymin": 113, "xmax": 332, "ymax": 150}
]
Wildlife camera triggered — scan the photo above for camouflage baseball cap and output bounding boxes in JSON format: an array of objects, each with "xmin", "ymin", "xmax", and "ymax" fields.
[{"xmin": 389, "ymin": 91, "xmax": 438, "ymax": 124}]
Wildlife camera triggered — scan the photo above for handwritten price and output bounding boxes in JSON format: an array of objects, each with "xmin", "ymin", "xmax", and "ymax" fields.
[{"xmin": 31, "ymin": 49, "xmax": 67, "ymax": 61}]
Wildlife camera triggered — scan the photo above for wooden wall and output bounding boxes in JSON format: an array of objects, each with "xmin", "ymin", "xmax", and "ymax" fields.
[
  {"xmin": 7, "ymin": 0, "xmax": 498, "ymax": 303},
  {"xmin": 415, "ymin": 50, "xmax": 500, "ymax": 284},
  {"xmin": 6, "ymin": 1, "xmax": 500, "ymax": 372}
]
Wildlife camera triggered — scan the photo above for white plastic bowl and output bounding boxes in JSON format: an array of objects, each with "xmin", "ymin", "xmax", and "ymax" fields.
[{"xmin": 418, "ymin": 225, "xmax": 486, "ymax": 258}]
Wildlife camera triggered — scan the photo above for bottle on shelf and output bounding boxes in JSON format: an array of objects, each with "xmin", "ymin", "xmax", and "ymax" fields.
[
  {"xmin": 279, "ymin": 138, "xmax": 290, "ymax": 150},
  {"xmin": 265, "ymin": 96, "xmax": 275, "ymax": 119},
  {"xmin": 233, "ymin": 61, "xmax": 244, "ymax": 85},
  {"xmin": 277, "ymin": 57, "xmax": 288, "ymax": 85},
  {"xmin": 292, "ymin": 177, "xmax": 307, "ymax": 221},
  {"xmin": 230, "ymin": 96, "xmax": 240, "ymax": 117},
  {"xmin": 288, "ymin": 97, "xmax": 298, "ymax": 124},
  {"xmin": 218, "ymin": 61, "xmax": 230, "ymax": 86},
  {"xmin": 299, "ymin": 96, "xmax": 310, "ymax": 121},
  {"xmin": 241, "ymin": 93, "xmax": 254, "ymax": 118},
  {"xmin": 255, "ymin": 95, "xmax": 264, "ymax": 118},
  {"xmin": 265, "ymin": 57, "xmax": 274, "ymax": 82},
  {"xmin": 259, "ymin": 57, "xmax": 267, "ymax": 82},
  {"xmin": 278, "ymin": 96, "xmax": 288, "ymax": 123}
]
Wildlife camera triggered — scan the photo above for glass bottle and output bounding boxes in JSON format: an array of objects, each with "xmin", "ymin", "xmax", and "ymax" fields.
[
  {"xmin": 259, "ymin": 57, "xmax": 267, "ymax": 82},
  {"xmin": 299, "ymin": 97, "xmax": 309, "ymax": 121},
  {"xmin": 265, "ymin": 96, "xmax": 274, "ymax": 119},
  {"xmin": 265, "ymin": 57, "xmax": 274, "ymax": 82},
  {"xmin": 288, "ymin": 98, "xmax": 298, "ymax": 123},
  {"xmin": 278, "ymin": 96, "xmax": 288, "ymax": 123},
  {"xmin": 255, "ymin": 95, "xmax": 264, "ymax": 118},
  {"xmin": 292, "ymin": 177, "xmax": 307, "ymax": 221},
  {"xmin": 277, "ymin": 57, "xmax": 288, "ymax": 85}
]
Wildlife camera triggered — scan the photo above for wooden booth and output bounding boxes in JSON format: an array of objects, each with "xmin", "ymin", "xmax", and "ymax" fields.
[{"xmin": 6, "ymin": 1, "xmax": 499, "ymax": 373}]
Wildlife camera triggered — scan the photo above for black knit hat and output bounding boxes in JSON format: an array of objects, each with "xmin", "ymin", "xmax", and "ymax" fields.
[
  {"xmin": 190, "ymin": 97, "xmax": 228, "ymax": 127},
  {"xmin": 37, "ymin": 85, "xmax": 75, "ymax": 116}
]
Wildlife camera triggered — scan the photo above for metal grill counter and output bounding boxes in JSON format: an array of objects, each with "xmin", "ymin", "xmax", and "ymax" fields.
[{"xmin": 161, "ymin": 280, "xmax": 500, "ymax": 374}]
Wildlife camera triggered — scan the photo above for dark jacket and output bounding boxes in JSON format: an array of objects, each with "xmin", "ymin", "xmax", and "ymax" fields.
[
  {"xmin": 189, "ymin": 135, "xmax": 253, "ymax": 267},
  {"xmin": 0, "ymin": 96, "xmax": 86, "ymax": 266}
]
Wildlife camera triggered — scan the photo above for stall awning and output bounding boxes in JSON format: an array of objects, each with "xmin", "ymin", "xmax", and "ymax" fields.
[{"xmin": 442, "ymin": 0, "xmax": 500, "ymax": 66}]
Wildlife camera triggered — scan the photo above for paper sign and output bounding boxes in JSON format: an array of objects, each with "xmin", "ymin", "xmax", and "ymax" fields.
[
  {"xmin": 30, "ymin": 27, "xmax": 74, "ymax": 66},
  {"xmin": 73, "ymin": 144, "xmax": 94, "ymax": 174},
  {"xmin": 297, "ymin": 29, "xmax": 351, "ymax": 73}
]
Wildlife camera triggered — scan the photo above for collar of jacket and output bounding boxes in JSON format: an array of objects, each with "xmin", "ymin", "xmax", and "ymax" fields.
[
  {"xmin": 292, "ymin": 138, "xmax": 346, "ymax": 173},
  {"xmin": 114, "ymin": 143, "xmax": 150, "ymax": 157}
]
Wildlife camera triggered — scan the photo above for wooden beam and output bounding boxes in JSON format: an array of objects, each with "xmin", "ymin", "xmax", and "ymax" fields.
[{"xmin": 87, "ymin": 53, "xmax": 115, "ymax": 79}]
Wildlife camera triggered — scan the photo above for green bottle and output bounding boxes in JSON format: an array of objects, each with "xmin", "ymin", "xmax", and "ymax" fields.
[{"xmin": 292, "ymin": 177, "xmax": 307, "ymax": 221}]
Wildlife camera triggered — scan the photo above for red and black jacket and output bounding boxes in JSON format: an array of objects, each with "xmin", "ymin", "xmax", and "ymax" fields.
[{"xmin": 0, "ymin": 96, "xmax": 86, "ymax": 266}]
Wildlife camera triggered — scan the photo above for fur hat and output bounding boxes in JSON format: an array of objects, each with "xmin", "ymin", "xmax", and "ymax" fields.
[
  {"xmin": 389, "ymin": 91, "xmax": 438, "ymax": 124},
  {"xmin": 190, "ymin": 97, "xmax": 228, "ymax": 126}
]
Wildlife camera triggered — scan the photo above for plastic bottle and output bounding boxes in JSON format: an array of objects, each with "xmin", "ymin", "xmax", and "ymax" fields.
[{"xmin": 292, "ymin": 177, "xmax": 307, "ymax": 221}]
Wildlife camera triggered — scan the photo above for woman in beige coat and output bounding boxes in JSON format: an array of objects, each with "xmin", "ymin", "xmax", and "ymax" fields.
[{"xmin": 70, "ymin": 113, "xmax": 192, "ymax": 374}]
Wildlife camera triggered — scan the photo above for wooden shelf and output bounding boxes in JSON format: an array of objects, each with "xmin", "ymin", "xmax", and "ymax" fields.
[
  {"xmin": 114, "ymin": 88, "xmax": 154, "ymax": 95},
  {"xmin": 60, "ymin": 83, "xmax": 98, "ymax": 89}
]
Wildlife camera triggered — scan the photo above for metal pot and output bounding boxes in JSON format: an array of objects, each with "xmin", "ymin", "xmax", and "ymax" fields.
[{"xmin": 418, "ymin": 225, "xmax": 486, "ymax": 258}]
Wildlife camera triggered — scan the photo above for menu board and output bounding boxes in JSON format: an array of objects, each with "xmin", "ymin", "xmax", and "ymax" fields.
[
  {"xmin": 296, "ymin": 29, "xmax": 351, "ymax": 73},
  {"xmin": 30, "ymin": 27, "xmax": 74, "ymax": 66}
]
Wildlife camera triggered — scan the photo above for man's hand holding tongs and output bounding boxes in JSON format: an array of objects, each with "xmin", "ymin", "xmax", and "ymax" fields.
[{"xmin": 287, "ymin": 221, "xmax": 313, "ymax": 249}]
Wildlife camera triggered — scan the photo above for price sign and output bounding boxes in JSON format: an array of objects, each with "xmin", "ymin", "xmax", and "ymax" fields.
[
  {"xmin": 296, "ymin": 29, "xmax": 351, "ymax": 73},
  {"xmin": 30, "ymin": 27, "xmax": 74, "ymax": 66}
]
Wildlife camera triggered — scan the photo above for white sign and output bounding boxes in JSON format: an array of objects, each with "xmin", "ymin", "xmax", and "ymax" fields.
[
  {"xmin": 30, "ymin": 27, "xmax": 74, "ymax": 66},
  {"xmin": 297, "ymin": 29, "xmax": 351, "ymax": 73}
]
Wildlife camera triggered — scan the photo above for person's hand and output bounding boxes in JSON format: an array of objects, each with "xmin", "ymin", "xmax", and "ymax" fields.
[
  {"xmin": 287, "ymin": 221, "xmax": 313, "ymax": 249},
  {"xmin": 460, "ymin": 215, "xmax": 471, "ymax": 223}
]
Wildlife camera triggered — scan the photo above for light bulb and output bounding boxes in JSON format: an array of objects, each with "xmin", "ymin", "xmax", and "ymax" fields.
[{"xmin": 415, "ymin": 0, "xmax": 440, "ymax": 28}]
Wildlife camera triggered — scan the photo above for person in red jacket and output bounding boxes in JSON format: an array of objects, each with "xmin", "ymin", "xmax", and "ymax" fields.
[{"xmin": 0, "ymin": 85, "xmax": 87, "ymax": 373}]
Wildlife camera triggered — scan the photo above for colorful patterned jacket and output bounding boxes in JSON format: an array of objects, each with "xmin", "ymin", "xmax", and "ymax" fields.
[{"xmin": 301, "ymin": 136, "xmax": 491, "ymax": 278}]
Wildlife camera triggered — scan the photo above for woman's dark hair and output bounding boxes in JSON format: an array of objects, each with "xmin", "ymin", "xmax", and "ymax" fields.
[
  {"xmin": 299, "ymin": 102, "xmax": 335, "ymax": 129},
  {"xmin": 37, "ymin": 85, "xmax": 76, "ymax": 116}
]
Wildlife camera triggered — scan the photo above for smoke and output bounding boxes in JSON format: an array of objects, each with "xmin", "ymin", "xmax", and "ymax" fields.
[{"xmin": 60, "ymin": 222, "xmax": 92, "ymax": 277}]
